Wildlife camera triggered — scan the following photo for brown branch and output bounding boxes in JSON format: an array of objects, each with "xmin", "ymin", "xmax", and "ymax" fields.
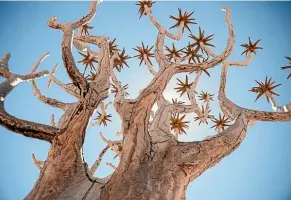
[
  {"xmin": 28, "ymin": 53, "xmax": 68, "ymax": 110},
  {"xmin": 29, "ymin": 52, "xmax": 50, "ymax": 74},
  {"xmin": 219, "ymin": 53, "xmax": 291, "ymax": 122},
  {"xmin": 47, "ymin": 1, "xmax": 100, "ymax": 95},
  {"xmin": 144, "ymin": 55, "xmax": 158, "ymax": 76},
  {"xmin": 47, "ymin": 64, "xmax": 80, "ymax": 98},
  {"xmin": 89, "ymin": 132, "xmax": 121, "ymax": 177},
  {"xmin": 106, "ymin": 162, "xmax": 117, "ymax": 170},
  {"xmin": 175, "ymin": 113, "xmax": 248, "ymax": 179},
  {"xmin": 32, "ymin": 81, "xmax": 66, "ymax": 110},
  {"xmin": 143, "ymin": 4, "xmax": 178, "ymax": 67},
  {"xmin": 0, "ymin": 54, "xmax": 62, "ymax": 142},
  {"xmin": 174, "ymin": 7, "xmax": 235, "ymax": 73},
  {"xmin": 88, "ymin": 144, "xmax": 110, "ymax": 177},
  {"xmin": 51, "ymin": 114, "xmax": 56, "ymax": 127},
  {"xmin": 73, "ymin": 28, "xmax": 99, "ymax": 57},
  {"xmin": 32, "ymin": 154, "xmax": 45, "ymax": 170},
  {"xmin": 149, "ymin": 96, "xmax": 198, "ymax": 143}
]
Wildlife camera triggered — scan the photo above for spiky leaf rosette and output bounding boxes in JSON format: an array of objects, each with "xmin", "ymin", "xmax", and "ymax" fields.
[
  {"xmin": 194, "ymin": 105, "xmax": 214, "ymax": 125},
  {"xmin": 170, "ymin": 8, "xmax": 196, "ymax": 33},
  {"xmin": 111, "ymin": 83, "xmax": 129, "ymax": 97},
  {"xmin": 249, "ymin": 76, "xmax": 281, "ymax": 102},
  {"xmin": 189, "ymin": 27, "xmax": 215, "ymax": 53},
  {"xmin": 211, "ymin": 113, "xmax": 230, "ymax": 131},
  {"xmin": 86, "ymin": 71, "xmax": 97, "ymax": 82},
  {"xmin": 133, "ymin": 42, "xmax": 154, "ymax": 66},
  {"xmin": 95, "ymin": 111, "xmax": 112, "ymax": 126},
  {"xmin": 109, "ymin": 38, "xmax": 119, "ymax": 55},
  {"xmin": 81, "ymin": 24, "xmax": 93, "ymax": 35},
  {"xmin": 198, "ymin": 91, "xmax": 214, "ymax": 102},
  {"xmin": 182, "ymin": 44, "xmax": 202, "ymax": 64},
  {"xmin": 136, "ymin": 1, "xmax": 155, "ymax": 18},
  {"xmin": 78, "ymin": 51, "xmax": 98, "ymax": 74},
  {"xmin": 281, "ymin": 56, "xmax": 291, "ymax": 79},
  {"xmin": 241, "ymin": 37, "xmax": 262, "ymax": 56},
  {"xmin": 165, "ymin": 43, "xmax": 182, "ymax": 61},
  {"xmin": 170, "ymin": 113, "xmax": 190, "ymax": 135},
  {"xmin": 174, "ymin": 75, "xmax": 193, "ymax": 98},
  {"xmin": 114, "ymin": 48, "xmax": 130, "ymax": 72}
]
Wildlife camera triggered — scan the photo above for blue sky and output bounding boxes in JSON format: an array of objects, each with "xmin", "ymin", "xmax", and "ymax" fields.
[{"xmin": 0, "ymin": 1, "xmax": 291, "ymax": 200}]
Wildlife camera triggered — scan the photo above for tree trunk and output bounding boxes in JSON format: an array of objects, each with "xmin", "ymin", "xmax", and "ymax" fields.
[
  {"xmin": 101, "ymin": 159, "xmax": 187, "ymax": 200},
  {"xmin": 25, "ymin": 106, "xmax": 96, "ymax": 200}
]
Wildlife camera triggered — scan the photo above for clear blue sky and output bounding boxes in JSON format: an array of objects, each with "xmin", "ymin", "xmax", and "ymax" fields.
[{"xmin": 0, "ymin": 1, "xmax": 291, "ymax": 200}]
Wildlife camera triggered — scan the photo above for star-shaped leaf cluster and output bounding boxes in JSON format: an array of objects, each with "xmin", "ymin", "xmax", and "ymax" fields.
[
  {"xmin": 86, "ymin": 71, "xmax": 97, "ymax": 82},
  {"xmin": 249, "ymin": 76, "xmax": 281, "ymax": 102},
  {"xmin": 189, "ymin": 27, "xmax": 214, "ymax": 53},
  {"xmin": 95, "ymin": 111, "xmax": 112, "ymax": 126},
  {"xmin": 194, "ymin": 105, "xmax": 213, "ymax": 125},
  {"xmin": 133, "ymin": 42, "xmax": 154, "ymax": 66},
  {"xmin": 211, "ymin": 114, "xmax": 230, "ymax": 131},
  {"xmin": 174, "ymin": 75, "xmax": 193, "ymax": 98},
  {"xmin": 281, "ymin": 56, "xmax": 291, "ymax": 79},
  {"xmin": 182, "ymin": 44, "xmax": 202, "ymax": 64},
  {"xmin": 78, "ymin": 51, "xmax": 98, "ymax": 74},
  {"xmin": 198, "ymin": 91, "xmax": 214, "ymax": 102},
  {"xmin": 136, "ymin": 1, "xmax": 155, "ymax": 18},
  {"xmin": 241, "ymin": 37, "xmax": 262, "ymax": 56},
  {"xmin": 165, "ymin": 43, "xmax": 182, "ymax": 61},
  {"xmin": 109, "ymin": 38, "xmax": 119, "ymax": 55},
  {"xmin": 111, "ymin": 83, "xmax": 129, "ymax": 97},
  {"xmin": 81, "ymin": 24, "xmax": 93, "ymax": 35},
  {"xmin": 170, "ymin": 8, "xmax": 196, "ymax": 33},
  {"xmin": 114, "ymin": 48, "xmax": 130, "ymax": 72},
  {"xmin": 170, "ymin": 113, "xmax": 190, "ymax": 135}
]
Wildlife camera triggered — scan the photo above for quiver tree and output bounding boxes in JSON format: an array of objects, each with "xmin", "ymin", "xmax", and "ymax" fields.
[{"xmin": 1, "ymin": 1, "xmax": 291, "ymax": 199}]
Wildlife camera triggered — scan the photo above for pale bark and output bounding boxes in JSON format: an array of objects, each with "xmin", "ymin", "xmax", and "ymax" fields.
[{"xmin": 1, "ymin": 2, "xmax": 291, "ymax": 200}]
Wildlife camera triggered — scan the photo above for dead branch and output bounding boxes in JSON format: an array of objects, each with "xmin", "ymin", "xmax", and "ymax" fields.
[
  {"xmin": 32, "ymin": 81, "xmax": 66, "ymax": 110},
  {"xmin": 47, "ymin": 64, "xmax": 80, "ymax": 98},
  {"xmin": 0, "ymin": 53, "xmax": 61, "ymax": 142}
]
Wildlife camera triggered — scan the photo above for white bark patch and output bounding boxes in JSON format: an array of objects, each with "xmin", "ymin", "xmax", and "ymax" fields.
[{"xmin": 10, "ymin": 77, "xmax": 22, "ymax": 86}]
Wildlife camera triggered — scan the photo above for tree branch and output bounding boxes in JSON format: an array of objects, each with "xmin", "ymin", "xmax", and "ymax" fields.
[
  {"xmin": 47, "ymin": 1, "xmax": 100, "ymax": 96},
  {"xmin": 88, "ymin": 132, "xmax": 122, "ymax": 177},
  {"xmin": 175, "ymin": 113, "xmax": 248, "ymax": 179},
  {"xmin": 174, "ymin": 7, "xmax": 235, "ymax": 73},
  {"xmin": 144, "ymin": 55, "xmax": 158, "ymax": 76},
  {"xmin": 88, "ymin": 144, "xmax": 110, "ymax": 177},
  {"xmin": 51, "ymin": 114, "xmax": 56, "ymax": 127},
  {"xmin": 0, "ymin": 54, "xmax": 62, "ymax": 142},
  {"xmin": 219, "ymin": 53, "xmax": 291, "ymax": 122},
  {"xmin": 32, "ymin": 154, "xmax": 45, "ymax": 169},
  {"xmin": 32, "ymin": 81, "xmax": 67, "ymax": 110},
  {"xmin": 149, "ymin": 96, "xmax": 198, "ymax": 143}
]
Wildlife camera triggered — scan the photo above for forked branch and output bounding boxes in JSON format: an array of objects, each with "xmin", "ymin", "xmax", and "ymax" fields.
[
  {"xmin": 47, "ymin": 1, "xmax": 101, "ymax": 96},
  {"xmin": 219, "ymin": 53, "xmax": 291, "ymax": 122},
  {"xmin": 0, "ymin": 54, "xmax": 61, "ymax": 142}
]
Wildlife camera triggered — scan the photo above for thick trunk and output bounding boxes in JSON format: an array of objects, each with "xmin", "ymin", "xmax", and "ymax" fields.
[
  {"xmin": 25, "ymin": 106, "xmax": 94, "ymax": 200},
  {"xmin": 101, "ymin": 160, "xmax": 187, "ymax": 200}
]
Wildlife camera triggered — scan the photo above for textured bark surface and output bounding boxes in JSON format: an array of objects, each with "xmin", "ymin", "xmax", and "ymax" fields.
[{"xmin": 1, "ymin": 1, "xmax": 291, "ymax": 200}]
